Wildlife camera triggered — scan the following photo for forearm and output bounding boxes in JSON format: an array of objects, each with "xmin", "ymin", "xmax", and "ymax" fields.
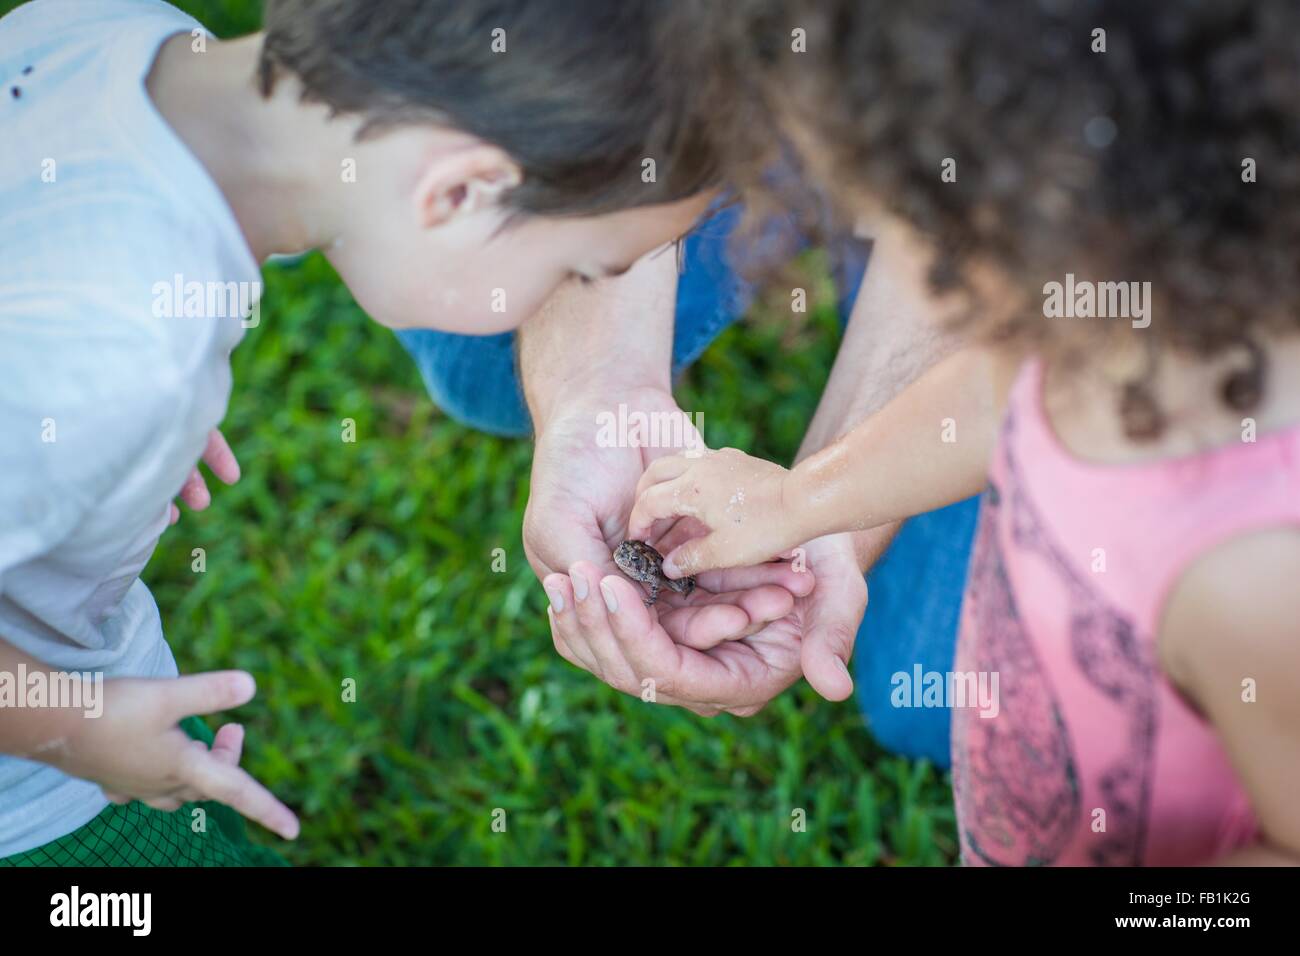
[
  {"xmin": 0, "ymin": 637, "xmax": 84, "ymax": 761},
  {"xmin": 795, "ymin": 231, "xmax": 965, "ymax": 569},
  {"xmin": 518, "ymin": 249, "xmax": 677, "ymax": 431},
  {"xmin": 789, "ymin": 345, "xmax": 1008, "ymax": 547}
]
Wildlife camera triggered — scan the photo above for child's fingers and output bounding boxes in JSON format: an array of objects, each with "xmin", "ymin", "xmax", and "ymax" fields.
[
  {"xmin": 202, "ymin": 429, "xmax": 241, "ymax": 485},
  {"xmin": 649, "ymin": 516, "xmax": 710, "ymax": 555},
  {"xmin": 628, "ymin": 479, "xmax": 697, "ymax": 539},
  {"xmin": 168, "ymin": 502, "xmax": 180, "ymax": 525},
  {"xmin": 209, "ymin": 722, "xmax": 246, "ymax": 767},
  {"xmin": 142, "ymin": 795, "xmax": 185, "ymax": 812},
  {"xmin": 634, "ymin": 454, "xmax": 694, "ymax": 500},
  {"xmin": 162, "ymin": 671, "xmax": 257, "ymax": 722},
  {"xmin": 181, "ymin": 748, "xmax": 299, "ymax": 840},
  {"xmin": 661, "ymin": 534, "xmax": 736, "ymax": 578},
  {"xmin": 178, "ymin": 468, "xmax": 210, "ymax": 511}
]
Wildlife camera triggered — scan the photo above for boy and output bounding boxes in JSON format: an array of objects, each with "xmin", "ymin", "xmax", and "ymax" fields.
[{"xmin": 0, "ymin": 0, "xmax": 713, "ymax": 863}]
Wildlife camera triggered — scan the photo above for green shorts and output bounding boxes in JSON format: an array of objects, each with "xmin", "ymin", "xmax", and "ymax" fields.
[{"xmin": 0, "ymin": 717, "xmax": 288, "ymax": 867}]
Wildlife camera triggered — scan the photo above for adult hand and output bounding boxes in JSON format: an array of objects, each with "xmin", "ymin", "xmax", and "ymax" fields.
[
  {"xmin": 524, "ymin": 386, "xmax": 818, "ymax": 698},
  {"xmin": 542, "ymin": 531, "xmax": 866, "ymax": 715}
]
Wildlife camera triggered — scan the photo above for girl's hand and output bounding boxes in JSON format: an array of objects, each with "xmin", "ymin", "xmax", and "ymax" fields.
[
  {"xmin": 628, "ymin": 447, "xmax": 805, "ymax": 577},
  {"xmin": 41, "ymin": 671, "xmax": 299, "ymax": 840}
]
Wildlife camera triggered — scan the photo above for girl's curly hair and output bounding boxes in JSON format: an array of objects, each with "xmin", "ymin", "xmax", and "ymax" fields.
[{"xmin": 689, "ymin": 0, "xmax": 1300, "ymax": 437}]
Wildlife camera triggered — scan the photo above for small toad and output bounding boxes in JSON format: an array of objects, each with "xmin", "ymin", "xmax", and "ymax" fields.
[{"xmin": 613, "ymin": 539, "xmax": 697, "ymax": 606}]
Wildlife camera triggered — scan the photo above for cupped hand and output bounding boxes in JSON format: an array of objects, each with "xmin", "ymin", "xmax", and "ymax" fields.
[
  {"xmin": 543, "ymin": 531, "xmax": 866, "ymax": 715},
  {"xmin": 524, "ymin": 387, "xmax": 814, "ymax": 697}
]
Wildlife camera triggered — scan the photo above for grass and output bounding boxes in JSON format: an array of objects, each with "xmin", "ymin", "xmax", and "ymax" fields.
[{"xmin": 2, "ymin": 0, "xmax": 957, "ymax": 865}]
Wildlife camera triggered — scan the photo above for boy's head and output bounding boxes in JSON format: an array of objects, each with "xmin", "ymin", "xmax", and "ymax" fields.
[
  {"xmin": 258, "ymin": 0, "xmax": 717, "ymax": 333},
  {"xmin": 705, "ymin": 0, "xmax": 1300, "ymax": 424}
]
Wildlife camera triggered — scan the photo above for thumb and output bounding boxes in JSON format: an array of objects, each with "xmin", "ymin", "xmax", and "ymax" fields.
[
  {"xmin": 662, "ymin": 533, "xmax": 737, "ymax": 578},
  {"xmin": 800, "ymin": 584, "xmax": 866, "ymax": 702},
  {"xmin": 163, "ymin": 671, "xmax": 257, "ymax": 721}
]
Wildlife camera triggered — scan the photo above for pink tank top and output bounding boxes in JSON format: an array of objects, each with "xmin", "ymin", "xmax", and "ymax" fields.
[{"xmin": 952, "ymin": 358, "xmax": 1299, "ymax": 866}]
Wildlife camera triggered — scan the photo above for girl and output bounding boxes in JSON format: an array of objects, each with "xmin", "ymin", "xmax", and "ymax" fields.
[{"xmin": 631, "ymin": 0, "xmax": 1300, "ymax": 865}]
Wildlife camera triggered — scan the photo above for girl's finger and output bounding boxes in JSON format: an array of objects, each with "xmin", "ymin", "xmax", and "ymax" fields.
[
  {"xmin": 202, "ymin": 429, "xmax": 241, "ymax": 485},
  {"xmin": 628, "ymin": 478, "xmax": 696, "ymax": 539},
  {"xmin": 647, "ymin": 516, "xmax": 709, "ymax": 555},
  {"xmin": 634, "ymin": 454, "xmax": 695, "ymax": 500}
]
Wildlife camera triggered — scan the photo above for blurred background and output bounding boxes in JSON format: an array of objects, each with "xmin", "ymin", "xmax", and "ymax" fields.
[{"xmin": 1, "ymin": 0, "xmax": 956, "ymax": 865}]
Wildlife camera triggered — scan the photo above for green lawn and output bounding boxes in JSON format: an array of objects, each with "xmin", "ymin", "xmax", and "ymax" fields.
[{"xmin": 4, "ymin": 0, "xmax": 957, "ymax": 865}]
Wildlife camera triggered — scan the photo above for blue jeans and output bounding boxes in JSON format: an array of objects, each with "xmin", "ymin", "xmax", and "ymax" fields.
[{"xmin": 395, "ymin": 203, "xmax": 978, "ymax": 768}]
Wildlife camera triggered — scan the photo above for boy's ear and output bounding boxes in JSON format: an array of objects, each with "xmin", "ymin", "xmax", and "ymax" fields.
[{"xmin": 413, "ymin": 144, "xmax": 522, "ymax": 228}]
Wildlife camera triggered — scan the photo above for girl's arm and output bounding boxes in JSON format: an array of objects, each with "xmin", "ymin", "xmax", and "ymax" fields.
[
  {"xmin": 786, "ymin": 343, "xmax": 1016, "ymax": 546},
  {"xmin": 1161, "ymin": 529, "xmax": 1300, "ymax": 866},
  {"xmin": 629, "ymin": 343, "xmax": 1021, "ymax": 577}
]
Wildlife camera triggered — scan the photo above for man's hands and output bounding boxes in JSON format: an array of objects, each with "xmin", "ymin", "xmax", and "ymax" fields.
[
  {"xmin": 38, "ymin": 670, "xmax": 299, "ymax": 840},
  {"xmin": 525, "ymin": 386, "xmax": 865, "ymax": 715},
  {"xmin": 543, "ymin": 530, "xmax": 864, "ymax": 715}
]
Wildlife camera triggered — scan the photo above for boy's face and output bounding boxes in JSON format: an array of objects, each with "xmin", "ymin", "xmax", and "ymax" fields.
[{"xmin": 326, "ymin": 169, "xmax": 712, "ymax": 335}]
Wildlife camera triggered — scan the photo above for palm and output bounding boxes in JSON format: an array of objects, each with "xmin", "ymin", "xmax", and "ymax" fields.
[
  {"xmin": 667, "ymin": 533, "xmax": 864, "ymax": 715},
  {"xmin": 526, "ymin": 387, "xmax": 866, "ymax": 715}
]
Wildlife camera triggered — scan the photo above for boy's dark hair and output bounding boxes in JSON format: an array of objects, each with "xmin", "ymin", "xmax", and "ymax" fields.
[
  {"xmin": 258, "ymin": 0, "xmax": 717, "ymax": 217},
  {"xmin": 704, "ymin": 0, "xmax": 1300, "ymax": 437}
]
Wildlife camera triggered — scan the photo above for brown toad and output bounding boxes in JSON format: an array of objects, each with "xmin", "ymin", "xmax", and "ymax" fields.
[{"xmin": 613, "ymin": 539, "xmax": 696, "ymax": 606}]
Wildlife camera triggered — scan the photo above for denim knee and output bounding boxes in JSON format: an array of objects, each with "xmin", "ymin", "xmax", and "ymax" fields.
[{"xmin": 393, "ymin": 328, "xmax": 531, "ymax": 438}]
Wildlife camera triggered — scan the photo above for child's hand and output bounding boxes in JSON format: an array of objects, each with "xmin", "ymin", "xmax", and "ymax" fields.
[
  {"xmin": 629, "ymin": 447, "xmax": 804, "ymax": 577},
  {"xmin": 170, "ymin": 429, "xmax": 241, "ymax": 526},
  {"xmin": 42, "ymin": 670, "xmax": 299, "ymax": 840}
]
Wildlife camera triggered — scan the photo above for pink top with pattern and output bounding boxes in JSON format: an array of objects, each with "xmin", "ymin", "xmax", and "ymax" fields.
[{"xmin": 952, "ymin": 359, "xmax": 1298, "ymax": 865}]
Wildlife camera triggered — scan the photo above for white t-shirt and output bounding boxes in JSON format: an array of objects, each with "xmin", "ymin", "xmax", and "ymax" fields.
[{"xmin": 0, "ymin": 0, "xmax": 257, "ymax": 856}]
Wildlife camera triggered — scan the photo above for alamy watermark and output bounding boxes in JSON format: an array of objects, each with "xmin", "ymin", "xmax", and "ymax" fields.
[
  {"xmin": 152, "ymin": 274, "xmax": 261, "ymax": 328},
  {"xmin": 595, "ymin": 403, "xmax": 705, "ymax": 457},
  {"xmin": 1043, "ymin": 273, "xmax": 1151, "ymax": 329},
  {"xmin": 891, "ymin": 664, "xmax": 1000, "ymax": 718},
  {"xmin": 0, "ymin": 666, "xmax": 103, "ymax": 718}
]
